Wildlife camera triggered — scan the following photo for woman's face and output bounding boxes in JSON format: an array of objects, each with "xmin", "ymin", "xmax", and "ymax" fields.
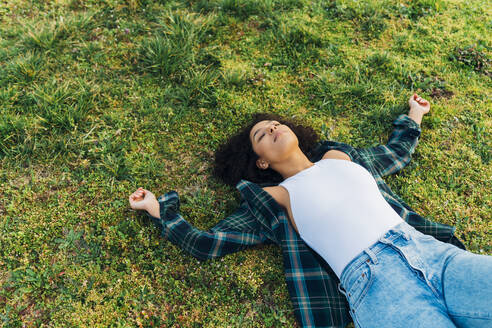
[{"xmin": 249, "ymin": 120, "xmax": 299, "ymax": 170}]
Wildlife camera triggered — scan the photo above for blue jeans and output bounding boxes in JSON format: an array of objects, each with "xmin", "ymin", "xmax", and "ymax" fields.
[{"xmin": 337, "ymin": 220, "xmax": 492, "ymax": 328}]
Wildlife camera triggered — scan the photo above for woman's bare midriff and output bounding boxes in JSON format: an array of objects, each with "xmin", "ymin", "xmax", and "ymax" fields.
[{"xmin": 262, "ymin": 150, "xmax": 352, "ymax": 235}]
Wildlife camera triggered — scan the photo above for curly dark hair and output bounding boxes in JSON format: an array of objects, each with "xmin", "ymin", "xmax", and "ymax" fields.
[{"xmin": 212, "ymin": 112, "xmax": 321, "ymax": 188}]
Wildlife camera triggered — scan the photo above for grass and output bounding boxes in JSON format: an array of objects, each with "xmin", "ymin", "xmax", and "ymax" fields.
[{"xmin": 0, "ymin": 0, "xmax": 490, "ymax": 326}]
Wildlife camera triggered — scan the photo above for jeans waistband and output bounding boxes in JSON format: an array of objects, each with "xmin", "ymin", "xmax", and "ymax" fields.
[{"xmin": 338, "ymin": 221, "xmax": 415, "ymax": 291}]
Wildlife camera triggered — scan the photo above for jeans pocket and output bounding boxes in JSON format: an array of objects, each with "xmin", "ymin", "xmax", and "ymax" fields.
[{"xmin": 346, "ymin": 261, "xmax": 374, "ymax": 311}]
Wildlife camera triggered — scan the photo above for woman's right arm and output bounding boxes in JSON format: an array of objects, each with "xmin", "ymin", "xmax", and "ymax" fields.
[{"xmin": 142, "ymin": 191, "xmax": 269, "ymax": 261}]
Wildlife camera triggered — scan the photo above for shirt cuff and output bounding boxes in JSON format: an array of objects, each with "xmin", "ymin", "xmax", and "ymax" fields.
[
  {"xmin": 144, "ymin": 197, "xmax": 170, "ymax": 239},
  {"xmin": 145, "ymin": 191, "xmax": 180, "ymax": 221},
  {"xmin": 145, "ymin": 197, "xmax": 165, "ymax": 221},
  {"xmin": 394, "ymin": 114, "xmax": 422, "ymax": 133}
]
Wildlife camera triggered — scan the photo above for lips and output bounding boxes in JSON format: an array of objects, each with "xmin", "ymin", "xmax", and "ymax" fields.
[{"xmin": 274, "ymin": 131, "xmax": 282, "ymax": 142}]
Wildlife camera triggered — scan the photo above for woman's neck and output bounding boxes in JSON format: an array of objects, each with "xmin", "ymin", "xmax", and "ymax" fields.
[{"xmin": 270, "ymin": 150, "xmax": 315, "ymax": 180}]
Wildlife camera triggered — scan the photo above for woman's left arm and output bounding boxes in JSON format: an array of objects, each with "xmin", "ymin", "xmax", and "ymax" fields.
[
  {"xmin": 355, "ymin": 94, "xmax": 430, "ymax": 177},
  {"xmin": 355, "ymin": 114, "xmax": 422, "ymax": 177}
]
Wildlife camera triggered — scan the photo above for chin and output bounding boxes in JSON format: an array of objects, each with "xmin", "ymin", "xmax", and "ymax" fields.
[{"xmin": 276, "ymin": 139, "xmax": 298, "ymax": 156}]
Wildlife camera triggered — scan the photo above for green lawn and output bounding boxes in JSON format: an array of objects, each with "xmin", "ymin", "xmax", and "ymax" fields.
[{"xmin": 0, "ymin": 0, "xmax": 490, "ymax": 326}]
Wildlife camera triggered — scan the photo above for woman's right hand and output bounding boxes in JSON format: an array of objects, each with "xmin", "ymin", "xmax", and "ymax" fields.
[{"xmin": 129, "ymin": 187, "xmax": 157, "ymax": 211}]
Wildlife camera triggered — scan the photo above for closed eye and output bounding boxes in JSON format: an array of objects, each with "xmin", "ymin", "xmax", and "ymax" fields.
[{"xmin": 259, "ymin": 123, "xmax": 280, "ymax": 142}]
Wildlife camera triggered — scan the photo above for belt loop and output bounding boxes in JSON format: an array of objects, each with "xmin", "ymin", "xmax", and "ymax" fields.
[
  {"xmin": 338, "ymin": 282, "xmax": 347, "ymax": 297},
  {"xmin": 399, "ymin": 221, "xmax": 412, "ymax": 240},
  {"xmin": 402, "ymin": 230, "xmax": 411, "ymax": 241},
  {"xmin": 364, "ymin": 247, "xmax": 378, "ymax": 265}
]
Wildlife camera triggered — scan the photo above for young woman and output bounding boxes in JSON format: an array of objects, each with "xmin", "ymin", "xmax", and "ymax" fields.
[{"xmin": 129, "ymin": 94, "xmax": 491, "ymax": 328}]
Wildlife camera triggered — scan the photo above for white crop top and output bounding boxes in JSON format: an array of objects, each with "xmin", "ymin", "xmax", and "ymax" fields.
[{"xmin": 279, "ymin": 158, "xmax": 404, "ymax": 279}]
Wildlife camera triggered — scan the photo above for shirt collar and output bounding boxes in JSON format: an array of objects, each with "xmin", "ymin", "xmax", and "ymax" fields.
[{"xmin": 236, "ymin": 179, "xmax": 283, "ymax": 222}]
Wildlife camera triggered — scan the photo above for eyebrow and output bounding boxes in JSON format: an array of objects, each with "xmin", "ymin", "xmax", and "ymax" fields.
[{"xmin": 253, "ymin": 120, "xmax": 273, "ymax": 143}]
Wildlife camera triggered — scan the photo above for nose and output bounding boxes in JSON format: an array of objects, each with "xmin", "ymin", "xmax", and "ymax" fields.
[{"xmin": 269, "ymin": 123, "xmax": 277, "ymax": 134}]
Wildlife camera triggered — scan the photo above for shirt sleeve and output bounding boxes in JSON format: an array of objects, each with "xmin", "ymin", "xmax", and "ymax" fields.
[
  {"xmin": 354, "ymin": 114, "xmax": 422, "ymax": 177},
  {"xmin": 145, "ymin": 191, "xmax": 269, "ymax": 261}
]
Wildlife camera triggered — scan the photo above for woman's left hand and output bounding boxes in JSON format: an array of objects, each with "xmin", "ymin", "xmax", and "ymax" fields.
[{"xmin": 408, "ymin": 93, "xmax": 431, "ymax": 115}]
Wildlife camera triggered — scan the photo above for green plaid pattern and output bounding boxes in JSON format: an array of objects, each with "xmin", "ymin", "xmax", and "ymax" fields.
[{"xmin": 146, "ymin": 114, "xmax": 466, "ymax": 328}]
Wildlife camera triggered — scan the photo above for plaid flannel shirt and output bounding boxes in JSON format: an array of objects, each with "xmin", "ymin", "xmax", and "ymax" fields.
[{"xmin": 146, "ymin": 114, "xmax": 466, "ymax": 328}]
